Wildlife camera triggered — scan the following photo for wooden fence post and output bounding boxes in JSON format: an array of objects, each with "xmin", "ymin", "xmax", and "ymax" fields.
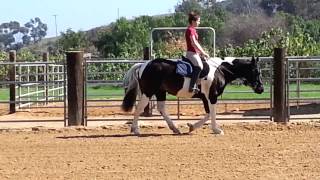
[
  {"xmin": 141, "ymin": 47, "xmax": 152, "ymax": 117},
  {"xmin": 273, "ymin": 48, "xmax": 288, "ymax": 123},
  {"xmin": 9, "ymin": 50, "xmax": 16, "ymax": 114},
  {"xmin": 66, "ymin": 51, "xmax": 84, "ymax": 126}
]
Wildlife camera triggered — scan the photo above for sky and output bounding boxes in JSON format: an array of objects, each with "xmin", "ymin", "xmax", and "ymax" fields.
[{"xmin": 0, "ymin": 0, "xmax": 181, "ymax": 37}]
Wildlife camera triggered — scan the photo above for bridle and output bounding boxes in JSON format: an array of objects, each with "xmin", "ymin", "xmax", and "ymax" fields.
[{"xmin": 243, "ymin": 68, "xmax": 262, "ymax": 89}]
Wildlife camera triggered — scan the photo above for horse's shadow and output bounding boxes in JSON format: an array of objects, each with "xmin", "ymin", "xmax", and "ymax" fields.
[{"xmin": 56, "ymin": 132, "xmax": 191, "ymax": 139}]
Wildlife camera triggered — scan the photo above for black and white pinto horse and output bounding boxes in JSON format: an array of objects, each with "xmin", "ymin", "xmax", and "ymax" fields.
[{"xmin": 122, "ymin": 57, "xmax": 264, "ymax": 135}]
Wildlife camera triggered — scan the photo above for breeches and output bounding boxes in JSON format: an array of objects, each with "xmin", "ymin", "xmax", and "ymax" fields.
[{"xmin": 186, "ymin": 51, "xmax": 203, "ymax": 70}]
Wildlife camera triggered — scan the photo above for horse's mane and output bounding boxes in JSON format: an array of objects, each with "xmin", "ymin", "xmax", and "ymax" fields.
[{"xmin": 206, "ymin": 57, "xmax": 235, "ymax": 68}]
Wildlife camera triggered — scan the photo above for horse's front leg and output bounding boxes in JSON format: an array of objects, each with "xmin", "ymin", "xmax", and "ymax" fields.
[
  {"xmin": 187, "ymin": 94, "xmax": 210, "ymax": 133},
  {"xmin": 209, "ymin": 104, "xmax": 224, "ymax": 135},
  {"xmin": 157, "ymin": 101, "xmax": 181, "ymax": 134},
  {"xmin": 187, "ymin": 113, "xmax": 210, "ymax": 133}
]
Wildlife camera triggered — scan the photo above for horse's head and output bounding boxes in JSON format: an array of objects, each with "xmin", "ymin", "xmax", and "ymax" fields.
[{"xmin": 242, "ymin": 57, "xmax": 264, "ymax": 94}]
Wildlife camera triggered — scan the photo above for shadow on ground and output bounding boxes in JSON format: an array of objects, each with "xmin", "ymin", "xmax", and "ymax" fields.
[
  {"xmin": 56, "ymin": 132, "xmax": 191, "ymax": 139},
  {"xmin": 243, "ymin": 103, "xmax": 320, "ymax": 116}
]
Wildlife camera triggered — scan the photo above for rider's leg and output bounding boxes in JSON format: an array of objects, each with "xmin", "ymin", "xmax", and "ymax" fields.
[
  {"xmin": 186, "ymin": 51, "xmax": 203, "ymax": 93},
  {"xmin": 189, "ymin": 66, "xmax": 201, "ymax": 92}
]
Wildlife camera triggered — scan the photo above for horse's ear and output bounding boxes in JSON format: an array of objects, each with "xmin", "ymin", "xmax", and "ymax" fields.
[{"xmin": 251, "ymin": 56, "xmax": 256, "ymax": 64}]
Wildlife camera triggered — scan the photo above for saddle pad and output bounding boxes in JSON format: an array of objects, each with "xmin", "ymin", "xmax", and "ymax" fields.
[{"xmin": 176, "ymin": 60, "xmax": 193, "ymax": 76}]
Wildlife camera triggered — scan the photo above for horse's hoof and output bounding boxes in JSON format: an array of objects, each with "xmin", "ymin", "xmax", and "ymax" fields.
[
  {"xmin": 133, "ymin": 130, "xmax": 140, "ymax": 135},
  {"xmin": 187, "ymin": 123, "xmax": 194, "ymax": 132},
  {"xmin": 172, "ymin": 128, "xmax": 181, "ymax": 135},
  {"xmin": 212, "ymin": 128, "xmax": 224, "ymax": 135},
  {"xmin": 130, "ymin": 127, "xmax": 140, "ymax": 135}
]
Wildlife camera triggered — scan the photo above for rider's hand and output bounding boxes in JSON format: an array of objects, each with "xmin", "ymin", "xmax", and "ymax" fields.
[{"xmin": 202, "ymin": 52, "xmax": 209, "ymax": 59}]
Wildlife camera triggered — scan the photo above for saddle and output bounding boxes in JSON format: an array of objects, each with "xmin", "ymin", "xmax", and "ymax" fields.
[{"xmin": 176, "ymin": 56, "xmax": 209, "ymax": 78}]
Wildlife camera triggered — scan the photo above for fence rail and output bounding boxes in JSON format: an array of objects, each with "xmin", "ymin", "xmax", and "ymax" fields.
[{"xmin": 0, "ymin": 52, "xmax": 320, "ymax": 125}]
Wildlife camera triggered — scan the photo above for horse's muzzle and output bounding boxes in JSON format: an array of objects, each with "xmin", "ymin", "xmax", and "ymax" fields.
[{"xmin": 254, "ymin": 85, "xmax": 264, "ymax": 94}]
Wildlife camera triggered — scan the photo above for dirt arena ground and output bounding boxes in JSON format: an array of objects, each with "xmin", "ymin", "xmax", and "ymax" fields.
[
  {"xmin": 0, "ymin": 101, "xmax": 270, "ymax": 117},
  {"xmin": 0, "ymin": 102, "xmax": 320, "ymax": 179},
  {"xmin": 1, "ymin": 101, "xmax": 319, "ymax": 121},
  {"xmin": 0, "ymin": 122, "xmax": 320, "ymax": 179},
  {"xmin": 0, "ymin": 102, "xmax": 273, "ymax": 125}
]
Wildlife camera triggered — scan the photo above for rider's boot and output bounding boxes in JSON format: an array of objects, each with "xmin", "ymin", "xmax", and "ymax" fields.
[{"xmin": 188, "ymin": 66, "xmax": 201, "ymax": 94}]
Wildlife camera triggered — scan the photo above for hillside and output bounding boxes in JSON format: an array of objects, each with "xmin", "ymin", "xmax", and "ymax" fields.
[
  {"xmin": 23, "ymin": 36, "xmax": 60, "ymax": 52},
  {"xmin": 21, "ymin": 0, "xmax": 320, "ymax": 58}
]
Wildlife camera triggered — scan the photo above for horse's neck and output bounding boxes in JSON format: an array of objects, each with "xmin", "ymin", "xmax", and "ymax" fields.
[{"xmin": 217, "ymin": 63, "xmax": 238, "ymax": 84}]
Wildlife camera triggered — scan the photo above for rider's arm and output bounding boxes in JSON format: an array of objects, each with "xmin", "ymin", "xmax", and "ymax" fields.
[{"xmin": 190, "ymin": 35, "xmax": 208, "ymax": 57}]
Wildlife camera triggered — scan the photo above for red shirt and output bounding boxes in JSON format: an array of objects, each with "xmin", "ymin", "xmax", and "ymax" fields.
[{"xmin": 185, "ymin": 26, "xmax": 198, "ymax": 53}]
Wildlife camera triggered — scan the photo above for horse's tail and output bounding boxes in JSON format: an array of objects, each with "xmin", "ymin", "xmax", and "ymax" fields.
[{"xmin": 121, "ymin": 63, "xmax": 143, "ymax": 112}]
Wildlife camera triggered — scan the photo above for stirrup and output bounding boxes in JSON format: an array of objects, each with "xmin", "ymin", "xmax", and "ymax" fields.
[{"xmin": 192, "ymin": 87, "xmax": 200, "ymax": 94}]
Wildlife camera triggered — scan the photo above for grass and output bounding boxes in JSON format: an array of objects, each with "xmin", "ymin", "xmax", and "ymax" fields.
[
  {"xmin": 0, "ymin": 88, "xmax": 9, "ymax": 101},
  {"xmin": 87, "ymin": 86, "xmax": 124, "ymax": 99},
  {"xmin": 0, "ymin": 83, "xmax": 320, "ymax": 101},
  {"xmin": 222, "ymin": 83, "xmax": 320, "ymax": 100},
  {"xmin": 86, "ymin": 83, "xmax": 320, "ymax": 100}
]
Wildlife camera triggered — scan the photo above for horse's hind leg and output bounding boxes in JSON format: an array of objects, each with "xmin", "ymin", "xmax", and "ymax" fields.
[
  {"xmin": 155, "ymin": 90, "xmax": 180, "ymax": 134},
  {"xmin": 157, "ymin": 101, "xmax": 181, "ymax": 134},
  {"xmin": 131, "ymin": 94, "xmax": 149, "ymax": 135}
]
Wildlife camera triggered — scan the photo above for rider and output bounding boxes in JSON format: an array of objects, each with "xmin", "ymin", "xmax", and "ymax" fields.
[{"xmin": 185, "ymin": 12, "xmax": 209, "ymax": 93}]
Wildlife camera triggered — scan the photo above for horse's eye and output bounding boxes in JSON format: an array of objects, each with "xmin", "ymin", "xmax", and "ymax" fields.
[{"xmin": 253, "ymin": 69, "xmax": 260, "ymax": 75}]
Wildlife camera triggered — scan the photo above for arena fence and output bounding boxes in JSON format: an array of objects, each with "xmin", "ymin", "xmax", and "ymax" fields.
[
  {"xmin": 14, "ymin": 61, "xmax": 65, "ymax": 109},
  {"xmin": 286, "ymin": 56, "xmax": 320, "ymax": 120},
  {"xmin": 0, "ymin": 49, "xmax": 319, "ymax": 126},
  {"xmin": 82, "ymin": 50, "xmax": 320, "ymax": 124},
  {"xmin": 0, "ymin": 51, "xmax": 66, "ymax": 123}
]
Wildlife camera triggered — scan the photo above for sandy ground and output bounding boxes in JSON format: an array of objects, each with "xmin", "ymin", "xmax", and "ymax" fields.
[
  {"xmin": 0, "ymin": 122, "xmax": 319, "ymax": 180},
  {"xmin": 0, "ymin": 101, "xmax": 272, "ymax": 125},
  {"xmin": 1, "ymin": 101, "xmax": 319, "ymax": 121},
  {"xmin": 0, "ymin": 101, "xmax": 271, "ymax": 117},
  {"xmin": 0, "ymin": 101, "xmax": 319, "ymax": 129},
  {"xmin": 0, "ymin": 102, "xmax": 320, "ymax": 179}
]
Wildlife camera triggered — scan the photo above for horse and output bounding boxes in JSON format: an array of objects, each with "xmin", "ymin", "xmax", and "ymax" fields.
[{"xmin": 121, "ymin": 56, "xmax": 264, "ymax": 135}]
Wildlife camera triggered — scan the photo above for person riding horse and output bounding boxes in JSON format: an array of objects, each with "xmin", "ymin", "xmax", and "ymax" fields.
[
  {"xmin": 185, "ymin": 12, "xmax": 209, "ymax": 93},
  {"xmin": 122, "ymin": 56, "xmax": 264, "ymax": 135},
  {"xmin": 121, "ymin": 13, "xmax": 264, "ymax": 136}
]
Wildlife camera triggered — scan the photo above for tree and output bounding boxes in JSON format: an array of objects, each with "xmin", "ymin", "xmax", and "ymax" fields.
[
  {"xmin": 0, "ymin": 21, "xmax": 21, "ymax": 50},
  {"xmin": 57, "ymin": 29, "xmax": 89, "ymax": 51},
  {"xmin": 175, "ymin": 0, "xmax": 204, "ymax": 14},
  {"xmin": 24, "ymin": 17, "xmax": 48, "ymax": 43},
  {"xmin": 260, "ymin": 0, "xmax": 295, "ymax": 16},
  {"xmin": 224, "ymin": 0, "xmax": 262, "ymax": 15},
  {"xmin": 260, "ymin": 0, "xmax": 320, "ymax": 19},
  {"xmin": 96, "ymin": 17, "xmax": 151, "ymax": 58},
  {"xmin": 0, "ymin": 18, "xmax": 48, "ymax": 50},
  {"xmin": 197, "ymin": 0, "xmax": 218, "ymax": 8}
]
